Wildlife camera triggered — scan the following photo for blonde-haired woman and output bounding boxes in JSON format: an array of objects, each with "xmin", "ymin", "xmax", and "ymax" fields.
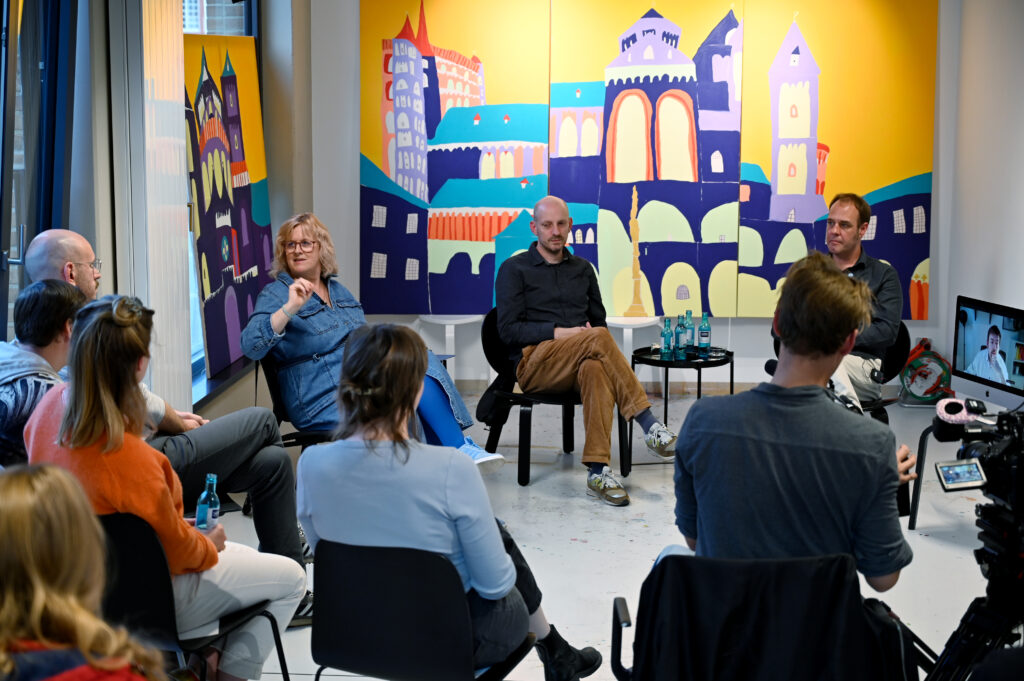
[
  {"xmin": 241, "ymin": 212, "xmax": 502, "ymax": 469},
  {"xmin": 25, "ymin": 296, "xmax": 306, "ymax": 681},
  {"xmin": 0, "ymin": 464, "xmax": 163, "ymax": 681}
]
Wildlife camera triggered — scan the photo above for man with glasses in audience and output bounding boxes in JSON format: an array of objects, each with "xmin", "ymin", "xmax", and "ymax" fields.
[{"xmin": 23, "ymin": 228, "xmax": 314, "ymax": 627}]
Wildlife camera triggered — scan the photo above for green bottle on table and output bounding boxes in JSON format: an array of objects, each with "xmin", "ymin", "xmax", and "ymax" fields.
[
  {"xmin": 697, "ymin": 312, "xmax": 711, "ymax": 359},
  {"xmin": 683, "ymin": 310, "xmax": 695, "ymax": 358},
  {"xmin": 660, "ymin": 318, "xmax": 674, "ymax": 360}
]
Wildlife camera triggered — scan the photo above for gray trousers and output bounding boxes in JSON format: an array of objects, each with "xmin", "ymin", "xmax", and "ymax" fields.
[
  {"xmin": 466, "ymin": 522, "xmax": 541, "ymax": 668},
  {"xmin": 149, "ymin": 407, "xmax": 304, "ymax": 568}
]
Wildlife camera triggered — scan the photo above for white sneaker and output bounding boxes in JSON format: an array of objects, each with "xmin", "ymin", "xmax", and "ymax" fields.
[
  {"xmin": 644, "ymin": 423, "xmax": 677, "ymax": 461},
  {"xmin": 586, "ymin": 466, "xmax": 630, "ymax": 506},
  {"xmin": 459, "ymin": 437, "xmax": 506, "ymax": 474}
]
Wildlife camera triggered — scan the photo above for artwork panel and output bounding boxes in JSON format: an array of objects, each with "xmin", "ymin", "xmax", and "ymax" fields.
[{"xmin": 184, "ymin": 34, "xmax": 273, "ymax": 377}]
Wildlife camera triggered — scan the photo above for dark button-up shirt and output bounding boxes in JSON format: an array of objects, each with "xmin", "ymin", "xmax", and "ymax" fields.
[
  {"xmin": 494, "ymin": 242, "xmax": 606, "ymax": 362},
  {"xmin": 839, "ymin": 248, "xmax": 902, "ymax": 361}
]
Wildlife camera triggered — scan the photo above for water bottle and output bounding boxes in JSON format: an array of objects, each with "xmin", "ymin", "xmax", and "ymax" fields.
[
  {"xmin": 673, "ymin": 315, "xmax": 686, "ymax": 360},
  {"xmin": 683, "ymin": 310, "xmax": 695, "ymax": 357},
  {"xmin": 697, "ymin": 312, "xmax": 711, "ymax": 359},
  {"xmin": 195, "ymin": 473, "xmax": 220, "ymax": 531},
  {"xmin": 660, "ymin": 318, "xmax": 674, "ymax": 360}
]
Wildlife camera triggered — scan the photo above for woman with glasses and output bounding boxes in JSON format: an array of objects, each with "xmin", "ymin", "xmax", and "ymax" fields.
[
  {"xmin": 25, "ymin": 296, "xmax": 306, "ymax": 681},
  {"xmin": 241, "ymin": 213, "xmax": 501, "ymax": 469}
]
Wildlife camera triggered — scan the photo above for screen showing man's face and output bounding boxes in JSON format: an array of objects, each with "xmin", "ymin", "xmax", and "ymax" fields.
[{"xmin": 988, "ymin": 332, "xmax": 1000, "ymax": 354}]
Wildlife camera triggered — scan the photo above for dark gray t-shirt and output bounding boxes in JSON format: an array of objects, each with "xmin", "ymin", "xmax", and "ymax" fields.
[{"xmin": 675, "ymin": 382, "xmax": 912, "ymax": 578}]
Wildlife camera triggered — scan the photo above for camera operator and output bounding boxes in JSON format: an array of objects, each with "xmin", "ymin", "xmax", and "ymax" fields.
[{"xmin": 675, "ymin": 251, "xmax": 914, "ymax": 592}]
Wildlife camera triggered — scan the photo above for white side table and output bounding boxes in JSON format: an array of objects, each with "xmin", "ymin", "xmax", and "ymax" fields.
[{"xmin": 416, "ymin": 314, "xmax": 485, "ymax": 382}]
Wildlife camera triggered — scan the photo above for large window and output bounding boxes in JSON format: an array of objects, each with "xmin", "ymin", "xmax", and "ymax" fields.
[{"xmin": 184, "ymin": 0, "xmax": 256, "ymax": 381}]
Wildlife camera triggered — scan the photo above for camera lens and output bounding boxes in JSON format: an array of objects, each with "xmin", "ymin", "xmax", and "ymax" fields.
[{"xmin": 957, "ymin": 441, "xmax": 989, "ymax": 460}]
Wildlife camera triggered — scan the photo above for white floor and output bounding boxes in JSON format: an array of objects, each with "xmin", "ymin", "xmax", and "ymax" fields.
[{"xmin": 223, "ymin": 388, "xmax": 989, "ymax": 680}]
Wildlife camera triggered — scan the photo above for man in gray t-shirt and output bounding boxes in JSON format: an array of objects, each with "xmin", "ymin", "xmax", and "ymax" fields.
[{"xmin": 675, "ymin": 251, "xmax": 913, "ymax": 592}]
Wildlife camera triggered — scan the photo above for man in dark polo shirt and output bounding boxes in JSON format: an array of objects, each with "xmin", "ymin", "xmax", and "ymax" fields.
[
  {"xmin": 825, "ymin": 192, "xmax": 903, "ymax": 403},
  {"xmin": 494, "ymin": 195, "xmax": 676, "ymax": 507},
  {"xmin": 675, "ymin": 251, "xmax": 913, "ymax": 592}
]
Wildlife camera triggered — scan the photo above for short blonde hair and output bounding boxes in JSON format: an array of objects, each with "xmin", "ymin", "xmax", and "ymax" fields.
[
  {"xmin": 271, "ymin": 212, "xmax": 339, "ymax": 280},
  {"xmin": 0, "ymin": 465, "xmax": 164, "ymax": 680},
  {"xmin": 776, "ymin": 251, "xmax": 873, "ymax": 357}
]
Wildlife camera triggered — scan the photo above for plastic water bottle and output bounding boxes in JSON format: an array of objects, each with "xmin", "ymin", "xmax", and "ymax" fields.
[
  {"xmin": 660, "ymin": 318, "xmax": 674, "ymax": 360},
  {"xmin": 697, "ymin": 312, "xmax": 711, "ymax": 359},
  {"xmin": 195, "ymin": 473, "xmax": 220, "ymax": 531},
  {"xmin": 683, "ymin": 310, "xmax": 695, "ymax": 357}
]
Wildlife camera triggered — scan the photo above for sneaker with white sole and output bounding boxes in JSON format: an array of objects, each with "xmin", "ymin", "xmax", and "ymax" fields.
[
  {"xmin": 586, "ymin": 466, "xmax": 630, "ymax": 506},
  {"xmin": 288, "ymin": 590, "xmax": 313, "ymax": 628},
  {"xmin": 644, "ymin": 423, "xmax": 677, "ymax": 461},
  {"xmin": 459, "ymin": 436, "xmax": 506, "ymax": 473}
]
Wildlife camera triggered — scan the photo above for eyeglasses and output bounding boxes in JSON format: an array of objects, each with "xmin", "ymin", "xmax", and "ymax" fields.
[
  {"xmin": 284, "ymin": 240, "xmax": 317, "ymax": 253},
  {"xmin": 74, "ymin": 259, "xmax": 102, "ymax": 272}
]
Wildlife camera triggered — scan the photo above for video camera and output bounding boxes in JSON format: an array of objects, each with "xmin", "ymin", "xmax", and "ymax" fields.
[{"xmin": 925, "ymin": 399, "xmax": 1024, "ymax": 680}]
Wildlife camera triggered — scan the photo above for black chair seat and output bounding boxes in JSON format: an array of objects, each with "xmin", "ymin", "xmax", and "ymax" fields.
[
  {"xmin": 100, "ymin": 513, "xmax": 290, "ymax": 681},
  {"xmin": 312, "ymin": 540, "xmax": 533, "ymax": 681}
]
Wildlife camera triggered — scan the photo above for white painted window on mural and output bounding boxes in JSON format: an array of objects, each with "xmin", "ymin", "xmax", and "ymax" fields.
[
  {"xmin": 370, "ymin": 253, "xmax": 387, "ymax": 278},
  {"xmin": 710, "ymin": 150, "xmax": 724, "ymax": 173},
  {"xmin": 893, "ymin": 209, "xmax": 906, "ymax": 234},
  {"xmin": 913, "ymin": 206, "xmax": 926, "ymax": 233},
  {"xmin": 405, "ymin": 258, "xmax": 420, "ymax": 280},
  {"xmin": 407, "ymin": 214, "xmax": 418, "ymax": 234},
  {"xmin": 865, "ymin": 215, "xmax": 877, "ymax": 240},
  {"xmin": 372, "ymin": 205, "xmax": 387, "ymax": 228}
]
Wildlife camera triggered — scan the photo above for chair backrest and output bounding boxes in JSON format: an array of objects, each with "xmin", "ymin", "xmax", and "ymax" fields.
[
  {"xmin": 99, "ymin": 513, "xmax": 181, "ymax": 650},
  {"xmin": 312, "ymin": 540, "xmax": 477, "ymax": 681},
  {"xmin": 879, "ymin": 321, "xmax": 912, "ymax": 384},
  {"xmin": 481, "ymin": 308, "xmax": 515, "ymax": 379},
  {"xmin": 257, "ymin": 356, "xmax": 291, "ymax": 425},
  {"xmin": 629, "ymin": 553, "xmax": 879, "ymax": 681}
]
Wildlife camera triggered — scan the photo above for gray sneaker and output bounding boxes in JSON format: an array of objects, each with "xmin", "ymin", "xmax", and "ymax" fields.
[
  {"xmin": 644, "ymin": 423, "xmax": 677, "ymax": 461},
  {"xmin": 586, "ymin": 466, "xmax": 630, "ymax": 506}
]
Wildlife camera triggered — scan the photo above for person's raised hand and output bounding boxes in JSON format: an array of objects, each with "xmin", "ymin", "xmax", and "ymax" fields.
[{"xmin": 284, "ymin": 278, "xmax": 315, "ymax": 317}]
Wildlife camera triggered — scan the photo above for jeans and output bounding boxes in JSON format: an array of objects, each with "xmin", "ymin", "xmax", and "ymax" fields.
[
  {"xmin": 148, "ymin": 407, "xmax": 304, "ymax": 568},
  {"xmin": 173, "ymin": 542, "xmax": 306, "ymax": 679}
]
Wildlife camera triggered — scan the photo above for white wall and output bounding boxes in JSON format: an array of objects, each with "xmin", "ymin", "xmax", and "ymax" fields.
[
  {"xmin": 308, "ymin": 1, "xmax": 965, "ymax": 387},
  {"xmin": 948, "ymin": 0, "xmax": 1024, "ymax": 324}
]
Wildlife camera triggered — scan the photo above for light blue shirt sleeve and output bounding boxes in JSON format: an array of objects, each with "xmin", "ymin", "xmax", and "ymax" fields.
[{"xmin": 444, "ymin": 453, "xmax": 516, "ymax": 600}]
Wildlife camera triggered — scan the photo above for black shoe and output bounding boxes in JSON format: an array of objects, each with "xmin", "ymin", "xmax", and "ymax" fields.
[
  {"xmin": 288, "ymin": 591, "xmax": 313, "ymax": 629},
  {"xmin": 534, "ymin": 625, "xmax": 602, "ymax": 681}
]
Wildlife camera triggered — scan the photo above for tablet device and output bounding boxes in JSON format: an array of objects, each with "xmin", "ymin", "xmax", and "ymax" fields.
[{"xmin": 935, "ymin": 459, "xmax": 987, "ymax": 491}]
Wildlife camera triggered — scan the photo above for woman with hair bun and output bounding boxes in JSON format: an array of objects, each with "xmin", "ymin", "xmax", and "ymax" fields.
[
  {"xmin": 0, "ymin": 463, "xmax": 164, "ymax": 681},
  {"xmin": 25, "ymin": 296, "xmax": 306, "ymax": 681},
  {"xmin": 296, "ymin": 324, "xmax": 601, "ymax": 680},
  {"xmin": 241, "ymin": 212, "xmax": 503, "ymax": 471}
]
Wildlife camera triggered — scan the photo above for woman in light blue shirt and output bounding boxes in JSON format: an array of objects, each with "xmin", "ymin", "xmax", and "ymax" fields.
[{"xmin": 296, "ymin": 324, "xmax": 601, "ymax": 679}]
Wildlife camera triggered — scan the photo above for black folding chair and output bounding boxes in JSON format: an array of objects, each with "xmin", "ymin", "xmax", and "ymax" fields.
[
  {"xmin": 312, "ymin": 540, "xmax": 534, "ymax": 681},
  {"xmin": 100, "ymin": 513, "xmax": 290, "ymax": 681}
]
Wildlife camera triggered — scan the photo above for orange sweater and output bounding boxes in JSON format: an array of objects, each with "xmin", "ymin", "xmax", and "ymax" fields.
[{"xmin": 25, "ymin": 385, "xmax": 217, "ymax": 575}]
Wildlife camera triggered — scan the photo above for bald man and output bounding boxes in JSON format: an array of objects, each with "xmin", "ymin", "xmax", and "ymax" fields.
[
  {"xmin": 494, "ymin": 196, "xmax": 676, "ymax": 507},
  {"xmin": 24, "ymin": 228, "xmax": 313, "ymax": 626},
  {"xmin": 24, "ymin": 229, "xmax": 102, "ymax": 299}
]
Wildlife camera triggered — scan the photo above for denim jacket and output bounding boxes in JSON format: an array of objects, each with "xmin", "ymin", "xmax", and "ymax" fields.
[{"xmin": 242, "ymin": 273, "xmax": 471, "ymax": 431}]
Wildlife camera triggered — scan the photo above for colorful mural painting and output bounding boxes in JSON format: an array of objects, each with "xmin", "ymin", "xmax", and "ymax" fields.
[
  {"xmin": 184, "ymin": 35, "xmax": 274, "ymax": 376},
  {"xmin": 360, "ymin": 1, "xmax": 937, "ymax": 319}
]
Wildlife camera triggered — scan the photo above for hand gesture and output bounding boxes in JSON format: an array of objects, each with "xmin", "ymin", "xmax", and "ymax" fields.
[
  {"xmin": 284, "ymin": 278, "xmax": 316, "ymax": 317},
  {"xmin": 176, "ymin": 410, "xmax": 209, "ymax": 431}
]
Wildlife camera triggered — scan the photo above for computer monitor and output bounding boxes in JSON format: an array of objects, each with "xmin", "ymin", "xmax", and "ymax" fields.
[{"xmin": 951, "ymin": 296, "xmax": 1024, "ymax": 411}]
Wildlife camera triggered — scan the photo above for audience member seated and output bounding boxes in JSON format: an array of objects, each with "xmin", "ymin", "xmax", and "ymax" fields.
[
  {"xmin": 0, "ymin": 464, "xmax": 164, "ymax": 681},
  {"xmin": 825, "ymin": 193, "xmax": 903, "ymax": 404},
  {"xmin": 494, "ymin": 195, "xmax": 677, "ymax": 506},
  {"xmin": 240, "ymin": 212, "xmax": 503, "ymax": 471},
  {"xmin": 25, "ymin": 295, "xmax": 306, "ymax": 681},
  {"xmin": 24, "ymin": 229, "xmax": 310, "ymax": 616},
  {"xmin": 0, "ymin": 281, "xmax": 86, "ymax": 466},
  {"xmin": 296, "ymin": 323, "xmax": 601, "ymax": 680},
  {"xmin": 674, "ymin": 251, "xmax": 914, "ymax": 592}
]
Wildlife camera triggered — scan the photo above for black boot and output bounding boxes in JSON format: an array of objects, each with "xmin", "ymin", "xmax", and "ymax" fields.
[{"xmin": 534, "ymin": 625, "xmax": 602, "ymax": 681}]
